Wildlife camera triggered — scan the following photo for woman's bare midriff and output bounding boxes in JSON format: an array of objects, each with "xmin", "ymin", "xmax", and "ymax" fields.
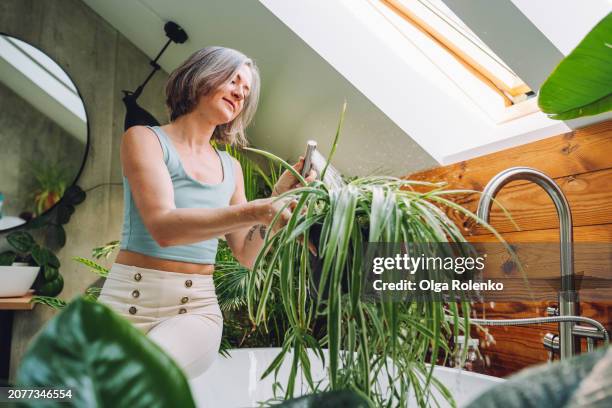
[{"xmin": 115, "ymin": 250, "xmax": 215, "ymax": 275}]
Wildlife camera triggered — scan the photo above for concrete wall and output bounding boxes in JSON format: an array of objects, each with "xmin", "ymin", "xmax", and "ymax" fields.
[
  {"xmin": 0, "ymin": 81, "xmax": 86, "ymax": 218},
  {"xmin": 0, "ymin": 0, "xmax": 169, "ymax": 380}
]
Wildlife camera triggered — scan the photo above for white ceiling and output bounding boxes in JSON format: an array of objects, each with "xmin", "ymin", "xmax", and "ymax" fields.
[
  {"xmin": 83, "ymin": 0, "xmax": 609, "ymax": 173},
  {"xmin": 510, "ymin": 0, "xmax": 611, "ymax": 56},
  {"xmin": 82, "ymin": 0, "xmax": 437, "ymax": 177}
]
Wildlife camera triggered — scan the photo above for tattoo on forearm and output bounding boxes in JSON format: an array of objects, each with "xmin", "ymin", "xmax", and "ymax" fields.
[
  {"xmin": 246, "ymin": 225, "xmax": 257, "ymax": 241},
  {"xmin": 247, "ymin": 224, "xmax": 267, "ymax": 241}
]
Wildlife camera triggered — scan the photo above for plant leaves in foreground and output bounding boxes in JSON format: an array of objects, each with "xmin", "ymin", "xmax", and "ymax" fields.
[
  {"xmin": 538, "ymin": 13, "xmax": 612, "ymax": 119},
  {"xmin": 277, "ymin": 390, "xmax": 370, "ymax": 408},
  {"xmin": 17, "ymin": 297, "xmax": 195, "ymax": 408}
]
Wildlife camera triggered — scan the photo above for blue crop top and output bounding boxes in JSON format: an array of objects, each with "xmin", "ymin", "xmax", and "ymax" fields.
[{"xmin": 120, "ymin": 126, "xmax": 235, "ymax": 264}]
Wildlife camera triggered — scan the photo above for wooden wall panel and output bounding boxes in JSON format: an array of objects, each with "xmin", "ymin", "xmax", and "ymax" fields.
[
  {"xmin": 468, "ymin": 223, "xmax": 612, "ymax": 243},
  {"xmin": 440, "ymin": 168, "xmax": 612, "ymax": 235},
  {"xmin": 409, "ymin": 121, "xmax": 612, "ymax": 188},
  {"xmin": 407, "ymin": 120, "xmax": 612, "ymax": 377}
]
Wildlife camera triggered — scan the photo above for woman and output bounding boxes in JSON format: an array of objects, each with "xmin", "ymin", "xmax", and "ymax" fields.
[{"xmin": 98, "ymin": 46, "xmax": 315, "ymax": 378}]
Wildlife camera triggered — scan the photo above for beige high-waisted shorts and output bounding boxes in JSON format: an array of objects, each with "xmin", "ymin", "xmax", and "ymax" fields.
[{"xmin": 98, "ymin": 263, "xmax": 223, "ymax": 378}]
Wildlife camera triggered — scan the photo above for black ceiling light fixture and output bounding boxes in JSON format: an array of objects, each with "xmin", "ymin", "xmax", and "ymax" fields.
[{"xmin": 122, "ymin": 21, "xmax": 188, "ymax": 130}]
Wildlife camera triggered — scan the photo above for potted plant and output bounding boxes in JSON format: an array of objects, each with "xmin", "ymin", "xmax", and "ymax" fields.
[
  {"xmin": 0, "ymin": 230, "xmax": 64, "ymax": 297},
  {"xmin": 30, "ymin": 161, "xmax": 72, "ymax": 216},
  {"xmin": 243, "ymin": 103, "xmax": 509, "ymax": 407},
  {"xmin": 27, "ymin": 240, "xmax": 119, "ymax": 311}
]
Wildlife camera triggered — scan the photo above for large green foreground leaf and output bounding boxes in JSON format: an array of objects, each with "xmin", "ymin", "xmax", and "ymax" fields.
[
  {"xmin": 538, "ymin": 13, "xmax": 612, "ymax": 119},
  {"xmin": 17, "ymin": 297, "xmax": 195, "ymax": 408},
  {"xmin": 277, "ymin": 390, "xmax": 370, "ymax": 407},
  {"xmin": 467, "ymin": 346, "xmax": 610, "ymax": 408}
]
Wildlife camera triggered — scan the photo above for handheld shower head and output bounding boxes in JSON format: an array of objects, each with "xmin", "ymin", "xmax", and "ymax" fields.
[
  {"xmin": 300, "ymin": 140, "xmax": 344, "ymax": 190},
  {"xmin": 301, "ymin": 140, "xmax": 318, "ymax": 178}
]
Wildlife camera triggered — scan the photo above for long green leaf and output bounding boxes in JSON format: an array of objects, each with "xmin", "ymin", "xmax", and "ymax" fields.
[
  {"xmin": 17, "ymin": 298, "xmax": 195, "ymax": 407},
  {"xmin": 538, "ymin": 13, "xmax": 612, "ymax": 119}
]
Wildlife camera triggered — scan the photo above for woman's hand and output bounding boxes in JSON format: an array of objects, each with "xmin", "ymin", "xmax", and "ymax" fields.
[
  {"xmin": 257, "ymin": 196, "xmax": 294, "ymax": 234},
  {"xmin": 272, "ymin": 157, "xmax": 317, "ymax": 197},
  {"xmin": 254, "ymin": 196, "xmax": 317, "ymax": 255}
]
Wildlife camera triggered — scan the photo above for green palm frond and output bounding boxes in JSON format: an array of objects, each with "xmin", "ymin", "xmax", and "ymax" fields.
[
  {"xmin": 224, "ymin": 144, "xmax": 264, "ymax": 201},
  {"xmin": 214, "ymin": 261, "xmax": 250, "ymax": 311}
]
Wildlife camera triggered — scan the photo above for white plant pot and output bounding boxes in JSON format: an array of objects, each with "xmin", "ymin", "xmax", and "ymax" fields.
[
  {"xmin": 0, "ymin": 265, "xmax": 40, "ymax": 297},
  {"xmin": 190, "ymin": 348, "xmax": 504, "ymax": 407}
]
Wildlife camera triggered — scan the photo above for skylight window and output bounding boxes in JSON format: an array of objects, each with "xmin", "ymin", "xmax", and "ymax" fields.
[
  {"xmin": 365, "ymin": 0, "xmax": 536, "ymax": 123},
  {"xmin": 6, "ymin": 36, "xmax": 79, "ymax": 95},
  {"xmin": 0, "ymin": 35, "xmax": 87, "ymax": 140}
]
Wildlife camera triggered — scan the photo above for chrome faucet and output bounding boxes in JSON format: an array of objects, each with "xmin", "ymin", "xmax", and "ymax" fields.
[{"xmin": 476, "ymin": 167, "xmax": 577, "ymax": 360}]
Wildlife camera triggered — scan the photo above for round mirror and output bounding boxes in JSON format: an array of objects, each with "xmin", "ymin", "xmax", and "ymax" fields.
[{"xmin": 0, "ymin": 34, "xmax": 88, "ymax": 232}]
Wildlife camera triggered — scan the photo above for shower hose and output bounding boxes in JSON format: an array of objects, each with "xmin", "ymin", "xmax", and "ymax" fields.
[{"xmin": 469, "ymin": 315, "xmax": 609, "ymax": 343}]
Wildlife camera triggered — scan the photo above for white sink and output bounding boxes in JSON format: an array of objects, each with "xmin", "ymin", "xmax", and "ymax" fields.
[
  {"xmin": 0, "ymin": 216, "xmax": 26, "ymax": 230},
  {"xmin": 0, "ymin": 265, "xmax": 40, "ymax": 297},
  {"xmin": 191, "ymin": 348, "xmax": 504, "ymax": 407}
]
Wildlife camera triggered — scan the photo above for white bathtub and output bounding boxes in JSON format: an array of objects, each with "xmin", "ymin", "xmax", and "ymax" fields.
[{"xmin": 190, "ymin": 348, "xmax": 504, "ymax": 407}]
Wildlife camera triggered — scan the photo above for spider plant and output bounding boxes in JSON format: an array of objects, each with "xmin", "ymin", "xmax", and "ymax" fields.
[
  {"xmin": 30, "ymin": 161, "xmax": 72, "ymax": 216},
  {"xmin": 244, "ymin": 104, "xmax": 510, "ymax": 407}
]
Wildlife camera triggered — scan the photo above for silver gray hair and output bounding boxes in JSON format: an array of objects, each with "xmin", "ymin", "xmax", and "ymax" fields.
[{"xmin": 165, "ymin": 46, "xmax": 260, "ymax": 147}]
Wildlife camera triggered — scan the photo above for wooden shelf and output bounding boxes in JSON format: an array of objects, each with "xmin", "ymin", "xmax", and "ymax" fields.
[{"xmin": 0, "ymin": 293, "xmax": 35, "ymax": 310}]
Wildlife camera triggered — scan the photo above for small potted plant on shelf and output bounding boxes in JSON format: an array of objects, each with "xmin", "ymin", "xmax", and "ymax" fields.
[
  {"xmin": 0, "ymin": 230, "xmax": 64, "ymax": 298},
  {"xmin": 19, "ymin": 239, "xmax": 119, "ymax": 311}
]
